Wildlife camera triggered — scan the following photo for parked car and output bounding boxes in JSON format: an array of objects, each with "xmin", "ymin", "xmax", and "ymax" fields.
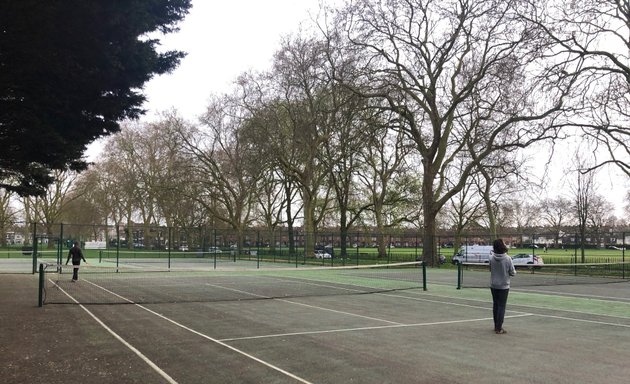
[
  {"xmin": 451, "ymin": 245, "xmax": 493, "ymax": 264},
  {"xmin": 314, "ymin": 250, "xmax": 332, "ymax": 259},
  {"xmin": 208, "ymin": 246, "xmax": 222, "ymax": 254},
  {"xmin": 511, "ymin": 253, "xmax": 544, "ymax": 267}
]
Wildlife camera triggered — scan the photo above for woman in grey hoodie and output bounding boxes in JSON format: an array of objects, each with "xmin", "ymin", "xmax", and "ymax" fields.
[{"xmin": 489, "ymin": 238, "xmax": 516, "ymax": 334}]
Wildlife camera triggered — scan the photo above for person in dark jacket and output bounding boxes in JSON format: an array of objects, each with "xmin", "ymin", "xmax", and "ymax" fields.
[
  {"xmin": 489, "ymin": 238, "xmax": 516, "ymax": 334},
  {"xmin": 65, "ymin": 241, "xmax": 86, "ymax": 282}
]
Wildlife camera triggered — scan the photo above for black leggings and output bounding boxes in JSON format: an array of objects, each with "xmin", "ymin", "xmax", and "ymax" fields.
[
  {"xmin": 72, "ymin": 262, "xmax": 80, "ymax": 280},
  {"xmin": 491, "ymin": 288, "xmax": 509, "ymax": 331}
]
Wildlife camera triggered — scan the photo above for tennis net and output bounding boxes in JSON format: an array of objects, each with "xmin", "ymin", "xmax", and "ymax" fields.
[
  {"xmin": 456, "ymin": 262, "xmax": 630, "ymax": 289},
  {"xmin": 38, "ymin": 261, "xmax": 426, "ymax": 306}
]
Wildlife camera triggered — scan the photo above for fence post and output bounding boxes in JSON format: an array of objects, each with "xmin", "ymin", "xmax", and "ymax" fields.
[
  {"xmin": 532, "ymin": 233, "xmax": 536, "ymax": 256},
  {"xmin": 353, "ymin": 232, "xmax": 359, "ymax": 267},
  {"xmin": 31, "ymin": 222, "xmax": 38, "ymax": 274},
  {"xmin": 58, "ymin": 223, "xmax": 64, "ymax": 266},
  {"xmin": 422, "ymin": 261, "xmax": 427, "ymax": 291},
  {"xmin": 38, "ymin": 263, "xmax": 44, "ymax": 307},
  {"xmin": 257, "ymin": 231, "xmax": 260, "ymax": 269},
  {"xmin": 573, "ymin": 233, "xmax": 582, "ymax": 264},
  {"xmin": 213, "ymin": 228, "xmax": 218, "ymax": 269},
  {"xmin": 623, "ymin": 231, "xmax": 626, "ymax": 279},
  {"xmin": 279, "ymin": 232, "xmax": 283, "ymax": 264},
  {"xmin": 200, "ymin": 225, "xmax": 205, "ymax": 259},
  {"xmin": 168, "ymin": 226, "xmax": 172, "ymax": 269},
  {"xmin": 116, "ymin": 225, "xmax": 120, "ymax": 270}
]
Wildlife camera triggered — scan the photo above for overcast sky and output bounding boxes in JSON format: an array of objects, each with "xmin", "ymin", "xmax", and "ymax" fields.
[
  {"xmin": 91, "ymin": 0, "xmax": 627, "ymax": 216},
  {"xmin": 141, "ymin": 0, "xmax": 331, "ymax": 120}
]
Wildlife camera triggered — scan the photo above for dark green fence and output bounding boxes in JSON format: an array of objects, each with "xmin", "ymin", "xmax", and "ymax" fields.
[{"xmin": 0, "ymin": 222, "xmax": 627, "ymax": 273}]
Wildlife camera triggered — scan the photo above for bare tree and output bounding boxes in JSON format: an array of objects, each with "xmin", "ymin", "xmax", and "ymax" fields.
[
  {"xmin": 237, "ymin": 82, "xmax": 305, "ymax": 256},
  {"xmin": 88, "ymin": 157, "xmax": 130, "ymax": 231},
  {"xmin": 63, "ymin": 169, "xmax": 105, "ymax": 224},
  {"xmin": 143, "ymin": 113, "xmax": 205, "ymax": 231},
  {"xmin": 76, "ymin": 115, "xmax": 199, "ymax": 249},
  {"xmin": 540, "ymin": 196, "xmax": 573, "ymax": 246},
  {"xmin": 357, "ymin": 124, "xmax": 419, "ymax": 257},
  {"xmin": 527, "ymin": 0, "xmax": 630, "ymax": 176},
  {"xmin": 570, "ymin": 154, "xmax": 598, "ymax": 262},
  {"xmin": 475, "ymin": 156, "xmax": 529, "ymax": 238},
  {"xmin": 326, "ymin": 0, "xmax": 576, "ymax": 264},
  {"xmin": 96, "ymin": 125, "xmax": 145, "ymax": 246},
  {"xmin": 588, "ymin": 194, "xmax": 616, "ymax": 248},
  {"xmin": 21, "ymin": 170, "xmax": 80, "ymax": 248},
  {"xmin": 441, "ymin": 173, "xmax": 486, "ymax": 253},
  {"xmin": 185, "ymin": 95, "xmax": 264, "ymax": 250},
  {"xmin": 252, "ymin": 167, "xmax": 289, "ymax": 251},
  {"xmin": 240, "ymin": 36, "xmax": 339, "ymax": 257},
  {"xmin": 499, "ymin": 198, "xmax": 541, "ymax": 232},
  {"xmin": 0, "ymin": 189, "xmax": 18, "ymax": 246},
  {"xmin": 321, "ymin": 88, "xmax": 374, "ymax": 258}
]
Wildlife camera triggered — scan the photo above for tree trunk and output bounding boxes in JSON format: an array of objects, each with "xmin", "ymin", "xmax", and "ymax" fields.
[
  {"xmin": 339, "ymin": 210, "xmax": 348, "ymax": 258},
  {"xmin": 285, "ymin": 182, "xmax": 295, "ymax": 255},
  {"xmin": 374, "ymin": 209, "xmax": 387, "ymax": 258},
  {"xmin": 421, "ymin": 170, "xmax": 437, "ymax": 266},
  {"xmin": 303, "ymin": 194, "xmax": 316, "ymax": 259},
  {"xmin": 481, "ymin": 170, "xmax": 498, "ymax": 239}
]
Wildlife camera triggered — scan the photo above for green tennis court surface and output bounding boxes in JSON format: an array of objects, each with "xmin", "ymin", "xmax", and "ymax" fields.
[
  {"xmin": 454, "ymin": 262, "xmax": 630, "ymax": 289},
  {"xmin": 2, "ymin": 263, "xmax": 630, "ymax": 383}
]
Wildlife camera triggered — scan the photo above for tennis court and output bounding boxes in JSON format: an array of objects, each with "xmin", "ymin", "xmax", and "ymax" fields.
[{"xmin": 3, "ymin": 260, "xmax": 630, "ymax": 383}]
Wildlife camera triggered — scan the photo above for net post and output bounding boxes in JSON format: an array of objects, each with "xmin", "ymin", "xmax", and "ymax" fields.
[
  {"xmin": 457, "ymin": 262, "xmax": 462, "ymax": 289},
  {"xmin": 422, "ymin": 261, "xmax": 427, "ymax": 291},
  {"xmin": 38, "ymin": 263, "xmax": 44, "ymax": 307}
]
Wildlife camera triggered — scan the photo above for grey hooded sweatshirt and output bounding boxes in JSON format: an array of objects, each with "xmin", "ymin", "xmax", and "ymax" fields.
[{"xmin": 489, "ymin": 252, "xmax": 516, "ymax": 289}]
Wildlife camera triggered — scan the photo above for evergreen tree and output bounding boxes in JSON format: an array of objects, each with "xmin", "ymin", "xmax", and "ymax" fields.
[{"xmin": 0, "ymin": 0, "xmax": 192, "ymax": 195}]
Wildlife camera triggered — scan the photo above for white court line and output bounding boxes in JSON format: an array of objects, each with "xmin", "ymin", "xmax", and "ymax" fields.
[
  {"xmin": 514, "ymin": 287, "xmax": 630, "ymax": 302},
  {"xmin": 205, "ymin": 282, "xmax": 404, "ymax": 325},
  {"xmin": 280, "ymin": 299, "xmax": 403, "ymax": 324},
  {"xmin": 84, "ymin": 279, "xmax": 314, "ymax": 384},
  {"xmin": 343, "ymin": 290, "xmax": 630, "ymax": 332},
  {"xmin": 384, "ymin": 290, "xmax": 630, "ymax": 328},
  {"xmin": 376, "ymin": 290, "xmax": 534, "ymax": 315},
  {"xmin": 398, "ymin": 290, "xmax": 630, "ymax": 321},
  {"xmin": 531, "ymin": 313, "xmax": 630, "ymax": 328},
  {"xmin": 219, "ymin": 314, "xmax": 534, "ymax": 342},
  {"xmin": 74, "ymin": 276, "xmax": 630, "ymax": 383},
  {"xmin": 50, "ymin": 280, "xmax": 178, "ymax": 384}
]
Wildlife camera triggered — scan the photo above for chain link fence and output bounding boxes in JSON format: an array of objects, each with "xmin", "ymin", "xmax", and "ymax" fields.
[{"xmin": 0, "ymin": 222, "xmax": 628, "ymax": 273}]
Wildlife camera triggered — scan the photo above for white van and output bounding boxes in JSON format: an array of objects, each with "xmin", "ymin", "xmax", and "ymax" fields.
[{"xmin": 451, "ymin": 245, "xmax": 493, "ymax": 264}]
